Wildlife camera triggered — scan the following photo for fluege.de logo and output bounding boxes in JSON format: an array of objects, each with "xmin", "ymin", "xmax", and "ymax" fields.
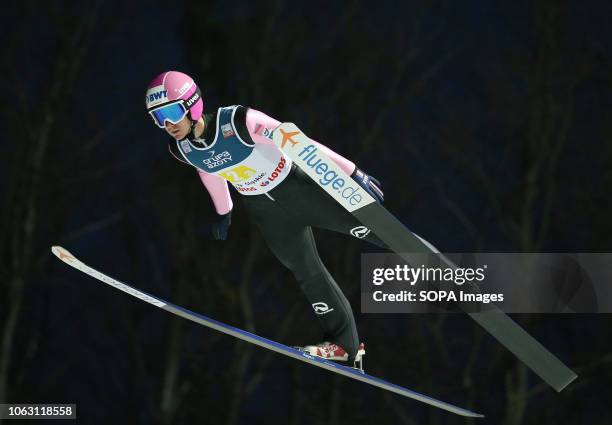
[
  {"xmin": 273, "ymin": 124, "xmax": 377, "ymax": 212},
  {"xmin": 297, "ymin": 144, "xmax": 367, "ymax": 207}
]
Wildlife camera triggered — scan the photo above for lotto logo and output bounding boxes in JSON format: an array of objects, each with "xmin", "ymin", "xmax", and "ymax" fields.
[{"xmin": 219, "ymin": 166, "xmax": 257, "ymax": 183}]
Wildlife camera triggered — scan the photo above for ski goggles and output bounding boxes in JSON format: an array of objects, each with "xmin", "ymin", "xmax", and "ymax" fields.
[{"xmin": 148, "ymin": 101, "xmax": 188, "ymax": 128}]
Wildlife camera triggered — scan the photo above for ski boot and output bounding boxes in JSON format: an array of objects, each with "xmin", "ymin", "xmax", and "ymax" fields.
[{"xmin": 295, "ymin": 342, "xmax": 366, "ymax": 373}]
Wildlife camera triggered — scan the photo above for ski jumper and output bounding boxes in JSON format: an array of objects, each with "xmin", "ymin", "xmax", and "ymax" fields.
[{"xmin": 168, "ymin": 105, "xmax": 387, "ymax": 360}]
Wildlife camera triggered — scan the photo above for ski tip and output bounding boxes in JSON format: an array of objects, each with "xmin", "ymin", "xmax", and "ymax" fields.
[
  {"xmin": 450, "ymin": 406, "xmax": 484, "ymax": 418},
  {"xmin": 455, "ymin": 410, "xmax": 484, "ymax": 418},
  {"xmin": 51, "ymin": 246, "xmax": 76, "ymax": 263}
]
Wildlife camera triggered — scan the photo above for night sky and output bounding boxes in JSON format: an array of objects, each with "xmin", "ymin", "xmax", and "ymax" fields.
[{"xmin": 2, "ymin": 1, "xmax": 612, "ymax": 424}]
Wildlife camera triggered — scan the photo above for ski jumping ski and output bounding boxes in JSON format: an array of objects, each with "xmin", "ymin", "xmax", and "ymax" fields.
[
  {"xmin": 273, "ymin": 123, "xmax": 577, "ymax": 392},
  {"xmin": 51, "ymin": 246, "xmax": 483, "ymax": 418}
]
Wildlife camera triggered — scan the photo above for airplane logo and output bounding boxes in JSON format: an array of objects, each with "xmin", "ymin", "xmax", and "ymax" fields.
[{"xmin": 279, "ymin": 129, "xmax": 300, "ymax": 149}]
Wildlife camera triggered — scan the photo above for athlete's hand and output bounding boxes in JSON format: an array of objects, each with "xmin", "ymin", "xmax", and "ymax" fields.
[
  {"xmin": 212, "ymin": 211, "xmax": 232, "ymax": 240},
  {"xmin": 351, "ymin": 167, "xmax": 384, "ymax": 203}
]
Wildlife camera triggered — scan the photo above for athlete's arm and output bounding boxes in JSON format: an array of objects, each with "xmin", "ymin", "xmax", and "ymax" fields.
[
  {"xmin": 167, "ymin": 140, "xmax": 233, "ymax": 214},
  {"xmin": 197, "ymin": 170, "xmax": 233, "ymax": 215},
  {"xmin": 245, "ymin": 108, "xmax": 357, "ymax": 175}
]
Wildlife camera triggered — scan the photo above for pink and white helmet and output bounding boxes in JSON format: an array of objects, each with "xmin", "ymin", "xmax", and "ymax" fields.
[{"xmin": 145, "ymin": 71, "xmax": 204, "ymax": 122}]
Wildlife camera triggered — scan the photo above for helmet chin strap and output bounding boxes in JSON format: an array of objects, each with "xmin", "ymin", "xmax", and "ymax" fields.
[{"xmin": 187, "ymin": 117, "xmax": 199, "ymax": 140}]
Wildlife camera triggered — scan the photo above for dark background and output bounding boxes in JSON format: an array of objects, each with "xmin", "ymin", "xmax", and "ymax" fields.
[{"xmin": 2, "ymin": 1, "xmax": 612, "ymax": 424}]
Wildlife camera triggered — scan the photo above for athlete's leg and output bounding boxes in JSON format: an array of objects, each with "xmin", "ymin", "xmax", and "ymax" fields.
[
  {"xmin": 281, "ymin": 168, "xmax": 442, "ymax": 251},
  {"xmin": 274, "ymin": 167, "xmax": 389, "ymax": 248},
  {"xmin": 242, "ymin": 195, "xmax": 360, "ymax": 360}
]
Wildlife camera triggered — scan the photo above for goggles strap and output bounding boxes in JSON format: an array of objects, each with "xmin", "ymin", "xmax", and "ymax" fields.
[{"xmin": 186, "ymin": 87, "xmax": 203, "ymax": 139}]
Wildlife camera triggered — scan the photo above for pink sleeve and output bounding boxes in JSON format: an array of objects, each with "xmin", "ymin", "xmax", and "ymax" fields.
[
  {"xmin": 245, "ymin": 108, "xmax": 357, "ymax": 175},
  {"xmin": 197, "ymin": 170, "xmax": 233, "ymax": 215}
]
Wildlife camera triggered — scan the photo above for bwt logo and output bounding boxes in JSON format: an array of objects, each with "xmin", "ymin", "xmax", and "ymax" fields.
[{"xmin": 148, "ymin": 90, "xmax": 167, "ymax": 102}]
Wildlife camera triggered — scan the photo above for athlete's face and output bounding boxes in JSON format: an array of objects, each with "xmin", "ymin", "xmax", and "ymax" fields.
[{"xmin": 165, "ymin": 116, "xmax": 191, "ymax": 140}]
